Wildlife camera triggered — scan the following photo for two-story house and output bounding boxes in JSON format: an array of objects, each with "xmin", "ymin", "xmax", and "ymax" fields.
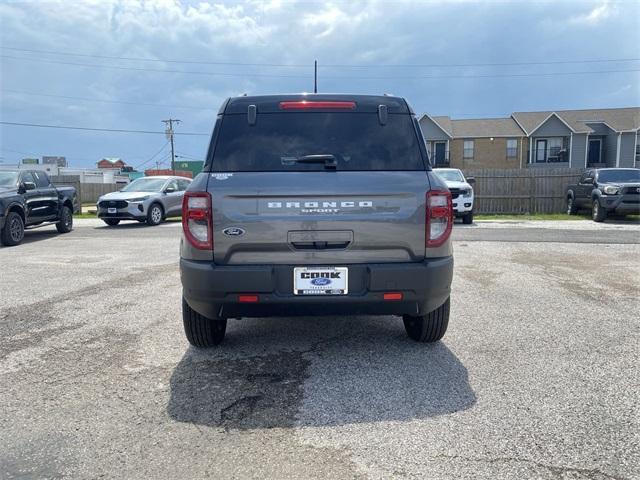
[{"xmin": 419, "ymin": 107, "xmax": 639, "ymax": 169}]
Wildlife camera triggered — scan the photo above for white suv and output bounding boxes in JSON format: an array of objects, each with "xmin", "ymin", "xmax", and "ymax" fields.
[{"xmin": 434, "ymin": 168, "xmax": 474, "ymax": 224}]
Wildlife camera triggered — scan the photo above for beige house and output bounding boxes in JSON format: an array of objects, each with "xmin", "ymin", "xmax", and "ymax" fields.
[{"xmin": 419, "ymin": 107, "xmax": 640, "ymax": 169}]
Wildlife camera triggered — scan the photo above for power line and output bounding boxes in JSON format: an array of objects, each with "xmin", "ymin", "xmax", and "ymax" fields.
[
  {"xmin": 2, "ymin": 45, "xmax": 639, "ymax": 68},
  {"xmin": 0, "ymin": 55, "xmax": 309, "ymax": 79},
  {"xmin": 0, "ymin": 46, "xmax": 311, "ymax": 67},
  {"xmin": 0, "ymin": 121, "xmax": 209, "ymax": 135},
  {"xmin": 2, "ymin": 89, "xmax": 215, "ymax": 110},
  {"xmin": 133, "ymin": 141, "xmax": 169, "ymax": 170},
  {"xmin": 3, "ymin": 54, "xmax": 639, "ymax": 80},
  {"xmin": 323, "ymin": 58, "xmax": 640, "ymax": 68}
]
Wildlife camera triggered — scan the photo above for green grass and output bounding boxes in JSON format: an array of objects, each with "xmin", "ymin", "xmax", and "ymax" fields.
[
  {"xmin": 73, "ymin": 213, "xmax": 183, "ymax": 221},
  {"xmin": 476, "ymin": 213, "xmax": 590, "ymax": 221},
  {"xmin": 74, "ymin": 212, "xmax": 638, "ymax": 223}
]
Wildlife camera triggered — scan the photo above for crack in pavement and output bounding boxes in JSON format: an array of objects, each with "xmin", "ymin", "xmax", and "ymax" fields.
[{"xmin": 434, "ymin": 454, "xmax": 628, "ymax": 480}]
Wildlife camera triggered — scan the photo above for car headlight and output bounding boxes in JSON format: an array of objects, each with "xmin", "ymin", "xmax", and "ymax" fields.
[
  {"xmin": 462, "ymin": 189, "xmax": 472, "ymax": 197},
  {"xmin": 128, "ymin": 196, "xmax": 150, "ymax": 203},
  {"xmin": 602, "ymin": 185, "xmax": 620, "ymax": 195}
]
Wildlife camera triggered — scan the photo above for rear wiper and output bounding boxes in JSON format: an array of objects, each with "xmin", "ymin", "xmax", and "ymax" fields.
[{"xmin": 295, "ymin": 154, "xmax": 337, "ymax": 169}]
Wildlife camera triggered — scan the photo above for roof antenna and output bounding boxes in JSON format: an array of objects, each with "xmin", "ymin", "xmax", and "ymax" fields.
[{"xmin": 314, "ymin": 60, "xmax": 318, "ymax": 94}]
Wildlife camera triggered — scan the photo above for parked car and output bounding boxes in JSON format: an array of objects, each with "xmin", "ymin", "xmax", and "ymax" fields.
[
  {"xmin": 434, "ymin": 168, "xmax": 475, "ymax": 224},
  {"xmin": 179, "ymin": 94, "xmax": 454, "ymax": 347},
  {"xmin": 0, "ymin": 169, "xmax": 77, "ymax": 246},
  {"xmin": 566, "ymin": 168, "xmax": 640, "ymax": 222},
  {"xmin": 97, "ymin": 175, "xmax": 192, "ymax": 226}
]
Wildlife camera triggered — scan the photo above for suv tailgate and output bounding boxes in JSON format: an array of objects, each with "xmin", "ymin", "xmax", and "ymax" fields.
[{"xmin": 209, "ymin": 171, "xmax": 429, "ymax": 265}]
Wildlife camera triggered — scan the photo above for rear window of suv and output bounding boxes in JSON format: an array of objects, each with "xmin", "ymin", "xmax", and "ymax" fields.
[{"xmin": 211, "ymin": 112, "xmax": 426, "ymax": 171}]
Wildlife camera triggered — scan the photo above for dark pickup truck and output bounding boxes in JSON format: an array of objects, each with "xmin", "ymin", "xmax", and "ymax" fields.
[
  {"xmin": 566, "ymin": 168, "xmax": 640, "ymax": 222},
  {"xmin": 0, "ymin": 169, "xmax": 77, "ymax": 246}
]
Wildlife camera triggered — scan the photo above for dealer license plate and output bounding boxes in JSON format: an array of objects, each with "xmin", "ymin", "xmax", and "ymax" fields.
[{"xmin": 293, "ymin": 267, "xmax": 348, "ymax": 295}]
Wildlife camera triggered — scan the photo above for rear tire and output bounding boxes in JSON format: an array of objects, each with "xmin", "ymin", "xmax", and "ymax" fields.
[
  {"xmin": 147, "ymin": 203, "xmax": 163, "ymax": 226},
  {"xmin": 567, "ymin": 195, "xmax": 578, "ymax": 215},
  {"xmin": 56, "ymin": 205, "xmax": 73, "ymax": 233},
  {"xmin": 182, "ymin": 297, "xmax": 227, "ymax": 347},
  {"xmin": 462, "ymin": 212, "xmax": 473, "ymax": 224},
  {"xmin": 103, "ymin": 219, "xmax": 120, "ymax": 226},
  {"xmin": 1, "ymin": 211, "xmax": 25, "ymax": 246},
  {"xmin": 592, "ymin": 199, "xmax": 607, "ymax": 222},
  {"xmin": 403, "ymin": 298, "xmax": 450, "ymax": 343}
]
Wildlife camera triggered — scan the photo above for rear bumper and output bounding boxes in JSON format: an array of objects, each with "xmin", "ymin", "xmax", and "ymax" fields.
[{"xmin": 181, "ymin": 257, "xmax": 453, "ymax": 319}]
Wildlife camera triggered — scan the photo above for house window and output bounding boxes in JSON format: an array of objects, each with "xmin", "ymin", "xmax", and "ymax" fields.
[
  {"xmin": 533, "ymin": 137, "xmax": 568, "ymax": 163},
  {"xmin": 463, "ymin": 140, "xmax": 474, "ymax": 160},
  {"xmin": 506, "ymin": 139, "xmax": 518, "ymax": 158}
]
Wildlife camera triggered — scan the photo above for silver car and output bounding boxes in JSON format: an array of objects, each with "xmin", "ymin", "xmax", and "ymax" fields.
[{"xmin": 97, "ymin": 176, "xmax": 192, "ymax": 226}]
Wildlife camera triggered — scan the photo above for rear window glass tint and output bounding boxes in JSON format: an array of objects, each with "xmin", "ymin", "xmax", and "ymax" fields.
[{"xmin": 211, "ymin": 112, "xmax": 425, "ymax": 171}]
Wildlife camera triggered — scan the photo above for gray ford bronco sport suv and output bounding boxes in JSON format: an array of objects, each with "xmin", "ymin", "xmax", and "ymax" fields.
[{"xmin": 180, "ymin": 94, "xmax": 454, "ymax": 347}]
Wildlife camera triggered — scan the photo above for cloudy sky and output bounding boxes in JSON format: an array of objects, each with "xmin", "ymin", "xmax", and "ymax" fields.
[{"xmin": 1, "ymin": 0, "xmax": 639, "ymax": 169}]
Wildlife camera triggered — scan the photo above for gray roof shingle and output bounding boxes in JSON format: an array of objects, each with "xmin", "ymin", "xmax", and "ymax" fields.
[
  {"xmin": 450, "ymin": 117, "xmax": 525, "ymax": 138},
  {"xmin": 512, "ymin": 107, "xmax": 640, "ymax": 134},
  {"xmin": 430, "ymin": 116, "xmax": 453, "ymax": 136}
]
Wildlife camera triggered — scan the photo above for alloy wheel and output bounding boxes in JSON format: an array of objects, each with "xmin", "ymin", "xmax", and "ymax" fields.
[
  {"xmin": 10, "ymin": 217, "xmax": 23, "ymax": 242},
  {"xmin": 151, "ymin": 206, "xmax": 162, "ymax": 224}
]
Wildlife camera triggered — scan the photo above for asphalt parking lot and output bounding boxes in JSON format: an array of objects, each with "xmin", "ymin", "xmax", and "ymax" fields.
[{"xmin": 1, "ymin": 219, "xmax": 639, "ymax": 479}]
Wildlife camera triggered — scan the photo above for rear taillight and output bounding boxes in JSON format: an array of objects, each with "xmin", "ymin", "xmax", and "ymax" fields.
[
  {"xmin": 426, "ymin": 190, "xmax": 453, "ymax": 248},
  {"xmin": 279, "ymin": 101, "xmax": 356, "ymax": 110},
  {"xmin": 182, "ymin": 192, "xmax": 213, "ymax": 250}
]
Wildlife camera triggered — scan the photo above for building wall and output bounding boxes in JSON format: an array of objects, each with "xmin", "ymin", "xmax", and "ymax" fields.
[
  {"xmin": 532, "ymin": 115, "xmax": 572, "ymax": 137},
  {"xmin": 97, "ymin": 160, "xmax": 124, "ymax": 169},
  {"xmin": 604, "ymin": 133, "xmax": 618, "ymax": 167},
  {"xmin": 570, "ymin": 133, "xmax": 588, "ymax": 168},
  {"xmin": 418, "ymin": 117, "xmax": 450, "ymax": 141},
  {"xmin": 619, "ymin": 132, "xmax": 637, "ymax": 167},
  {"xmin": 449, "ymin": 137, "xmax": 523, "ymax": 169}
]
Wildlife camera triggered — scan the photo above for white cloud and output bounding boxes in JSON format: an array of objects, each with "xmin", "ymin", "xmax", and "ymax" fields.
[
  {"xmin": 569, "ymin": 1, "xmax": 616, "ymax": 25},
  {"xmin": 1, "ymin": 0, "xmax": 638, "ymax": 167}
]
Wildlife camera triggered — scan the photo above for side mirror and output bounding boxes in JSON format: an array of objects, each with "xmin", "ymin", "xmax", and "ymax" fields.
[
  {"xmin": 23, "ymin": 181, "xmax": 36, "ymax": 191},
  {"xmin": 164, "ymin": 186, "xmax": 176, "ymax": 194},
  {"xmin": 466, "ymin": 177, "xmax": 476, "ymax": 186}
]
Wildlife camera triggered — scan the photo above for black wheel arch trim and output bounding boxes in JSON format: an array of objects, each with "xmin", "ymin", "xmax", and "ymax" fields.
[{"xmin": 5, "ymin": 202, "xmax": 25, "ymax": 221}]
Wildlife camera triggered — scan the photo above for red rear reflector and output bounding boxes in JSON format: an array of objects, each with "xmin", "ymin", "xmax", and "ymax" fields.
[
  {"xmin": 279, "ymin": 101, "xmax": 356, "ymax": 110},
  {"xmin": 383, "ymin": 292, "xmax": 403, "ymax": 301},
  {"xmin": 238, "ymin": 295, "xmax": 259, "ymax": 303}
]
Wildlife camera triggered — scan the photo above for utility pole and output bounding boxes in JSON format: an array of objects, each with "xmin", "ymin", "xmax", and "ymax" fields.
[
  {"xmin": 162, "ymin": 118, "xmax": 181, "ymax": 174},
  {"xmin": 314, "ymin": 60, "xmax": 318, "ymax": 93}
]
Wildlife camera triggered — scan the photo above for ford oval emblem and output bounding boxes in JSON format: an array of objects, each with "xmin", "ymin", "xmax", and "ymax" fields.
[
  {"xmin": 223, "ymin": 227, "xmax": 246, "ymax": 236},
  {"xmin": 311, "ymin": 277, "xmax": 332, "ymax": 286}
]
